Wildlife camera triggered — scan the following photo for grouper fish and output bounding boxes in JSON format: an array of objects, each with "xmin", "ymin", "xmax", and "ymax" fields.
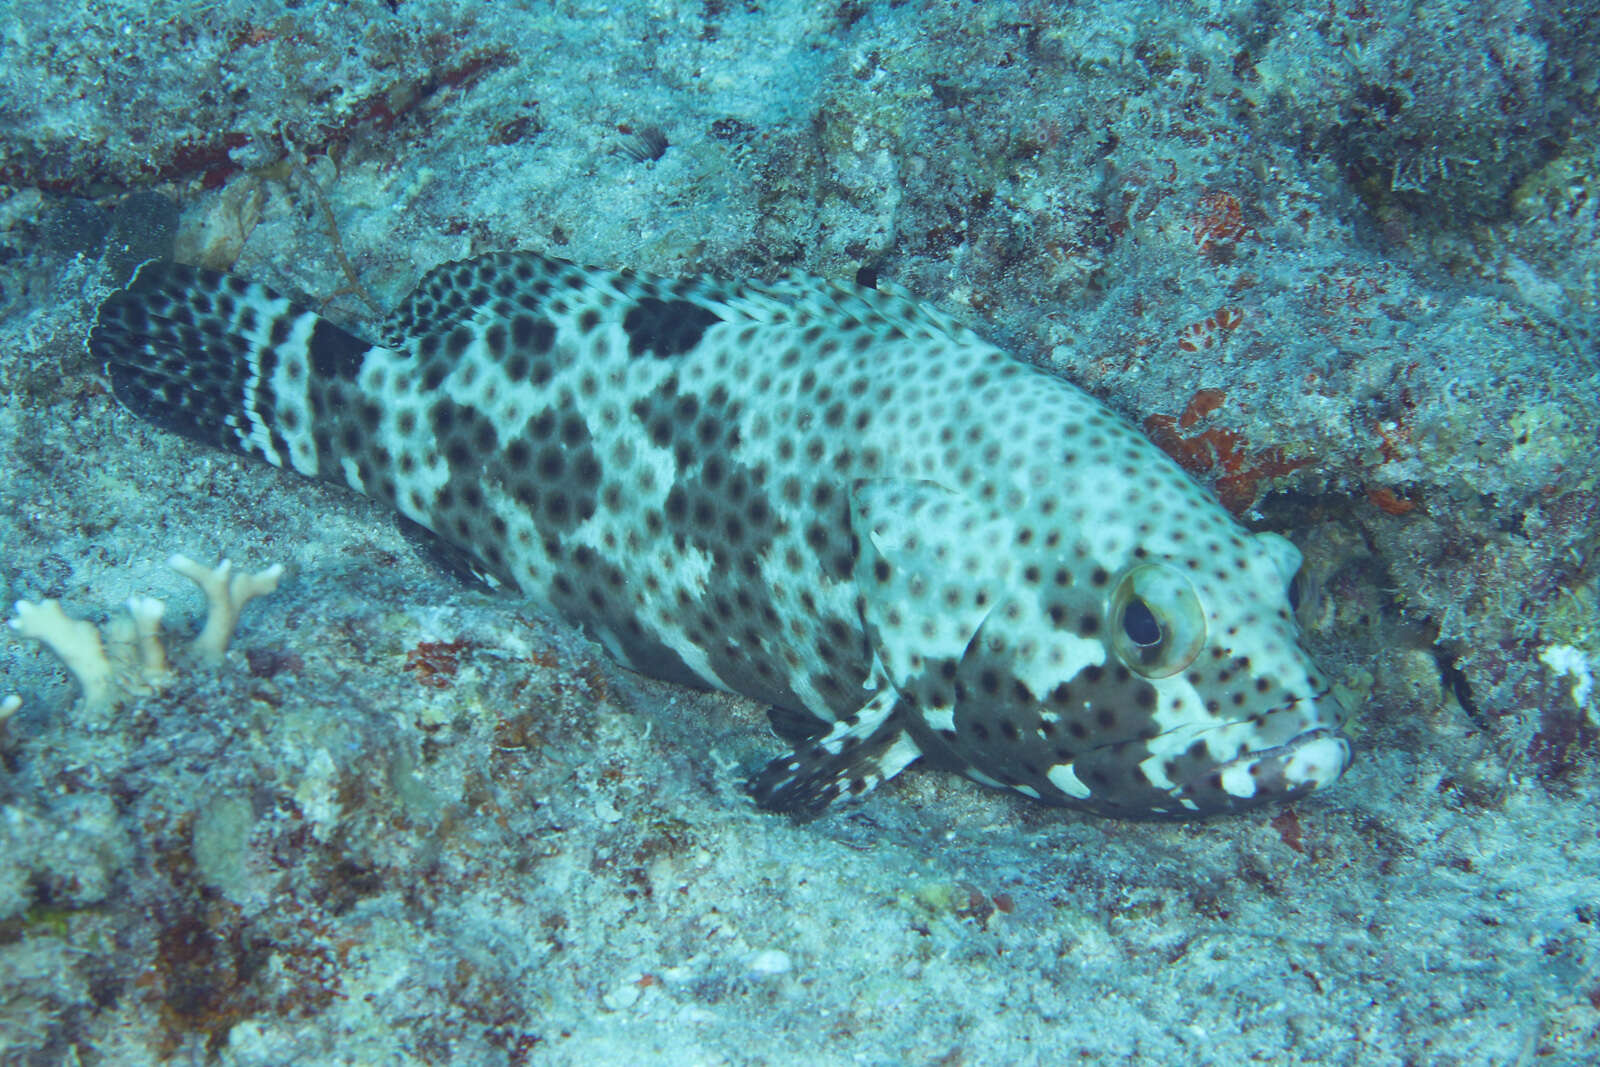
[{"xmin": 89, "ymin": 251, "xmax": 1352, "ymax": 818}]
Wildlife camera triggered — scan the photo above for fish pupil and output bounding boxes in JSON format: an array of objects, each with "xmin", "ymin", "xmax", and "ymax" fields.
[{"xmin": 1122, "ymin": 597, "xmax": 1162, "ymax": 647}]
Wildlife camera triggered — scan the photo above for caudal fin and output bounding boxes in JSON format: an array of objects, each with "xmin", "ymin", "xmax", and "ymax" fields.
[{"xmin": 89, "ymin": 259, "xmax": 378, "ymax": 480}]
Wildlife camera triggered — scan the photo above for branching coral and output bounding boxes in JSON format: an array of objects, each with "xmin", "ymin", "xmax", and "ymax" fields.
[
  {"xmin": 166, "ymin": 554, "xmax": 285, "ymax": 665},
  {"xmin": 6, "ymin": 554, "xmax": 284, "ymax": 717}
]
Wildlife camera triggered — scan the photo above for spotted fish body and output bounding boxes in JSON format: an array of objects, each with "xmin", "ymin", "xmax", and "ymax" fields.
[{"xmin": 91, "ymin": 251, "xmax": 1351, "ymax": 818}]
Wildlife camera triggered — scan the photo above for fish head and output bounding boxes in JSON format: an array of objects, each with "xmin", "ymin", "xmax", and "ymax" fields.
[
  {"xmin": 857, "ymin": 474, "xmax": 1353, "ymax": 818},
  {"xmin": 1079, "ymin": 528, "xmax": 1350, "ymax": 816}
]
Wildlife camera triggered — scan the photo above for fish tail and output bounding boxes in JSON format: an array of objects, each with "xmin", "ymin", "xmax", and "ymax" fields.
[{"xmin": 89, "ymin": 259, "xmax": 381, "ymax": 484}]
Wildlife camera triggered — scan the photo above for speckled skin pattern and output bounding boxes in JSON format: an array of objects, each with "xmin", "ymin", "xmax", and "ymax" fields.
[{"xmin": 91, "ymin": 252, "xmax": 1352, "ymax": 818}]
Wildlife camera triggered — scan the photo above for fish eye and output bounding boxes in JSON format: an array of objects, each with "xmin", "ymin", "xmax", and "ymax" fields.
[
  {"xmin": 1287, "ymin": 571, "xmax": 1302, "ymax": 612},
  {"xmin": 1121, "ymin": 597, "xmax": 1162, "ymax": 646},
  {"xmin": 1110, "ymin": 564, "xmax": 1206, "ymax": 677}
]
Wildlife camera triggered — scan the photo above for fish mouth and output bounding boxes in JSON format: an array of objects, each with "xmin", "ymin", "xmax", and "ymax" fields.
[{"xmin": 1207, "ymin": 725, "xmax": 1352, "ymax": 808}]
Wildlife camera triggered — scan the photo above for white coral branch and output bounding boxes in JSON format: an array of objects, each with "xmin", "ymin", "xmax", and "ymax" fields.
[
  {"xmin": 124, "ymin": 595, "xmax": 171, "ymax": 678},
  {"xmin": 8, "ymin": 599, "xmax": 118, "ymax": 711},
  {"xmin": 167, "ymin": 555, "xmax": 285, "ymax": 665},
  {"xmin": 6, "ymin": 554, "xmax": 285, "ymax": 714},
  {"xmin": 102, "ymin": 594, "xmax": 173, "ymax": 696}
]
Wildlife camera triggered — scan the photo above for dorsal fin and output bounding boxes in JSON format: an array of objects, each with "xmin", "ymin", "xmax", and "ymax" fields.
[
  {"xmin": 381, "ymin": 251, "xmax": 988, "ymax": 353},
  {"xmin": 381, "ymin": 250, "xmax": 752, "ymax": 347}
]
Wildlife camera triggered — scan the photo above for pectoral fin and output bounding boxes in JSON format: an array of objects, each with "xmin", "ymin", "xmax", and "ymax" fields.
[{"xmin": 849, "ymin": 479, "xmax": 1013, "ymax": 689}]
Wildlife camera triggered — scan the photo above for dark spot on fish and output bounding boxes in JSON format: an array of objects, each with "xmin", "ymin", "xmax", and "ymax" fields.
[
  {"xmin": 307, "ymin": 318, "xmax": 367, "ymax": 381},
  {"xmin": 512, "ymin": 315, "xmax": 555, "ymax": 354},
  {"xmin": 622, "ymin": 297, "xmax": 721, "ymax": 358}
]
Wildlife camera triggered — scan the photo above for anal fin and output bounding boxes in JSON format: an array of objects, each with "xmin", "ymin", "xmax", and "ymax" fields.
[{"xmin": 748, "ymin": 689, "xmax": 922, "ymax": 819}]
